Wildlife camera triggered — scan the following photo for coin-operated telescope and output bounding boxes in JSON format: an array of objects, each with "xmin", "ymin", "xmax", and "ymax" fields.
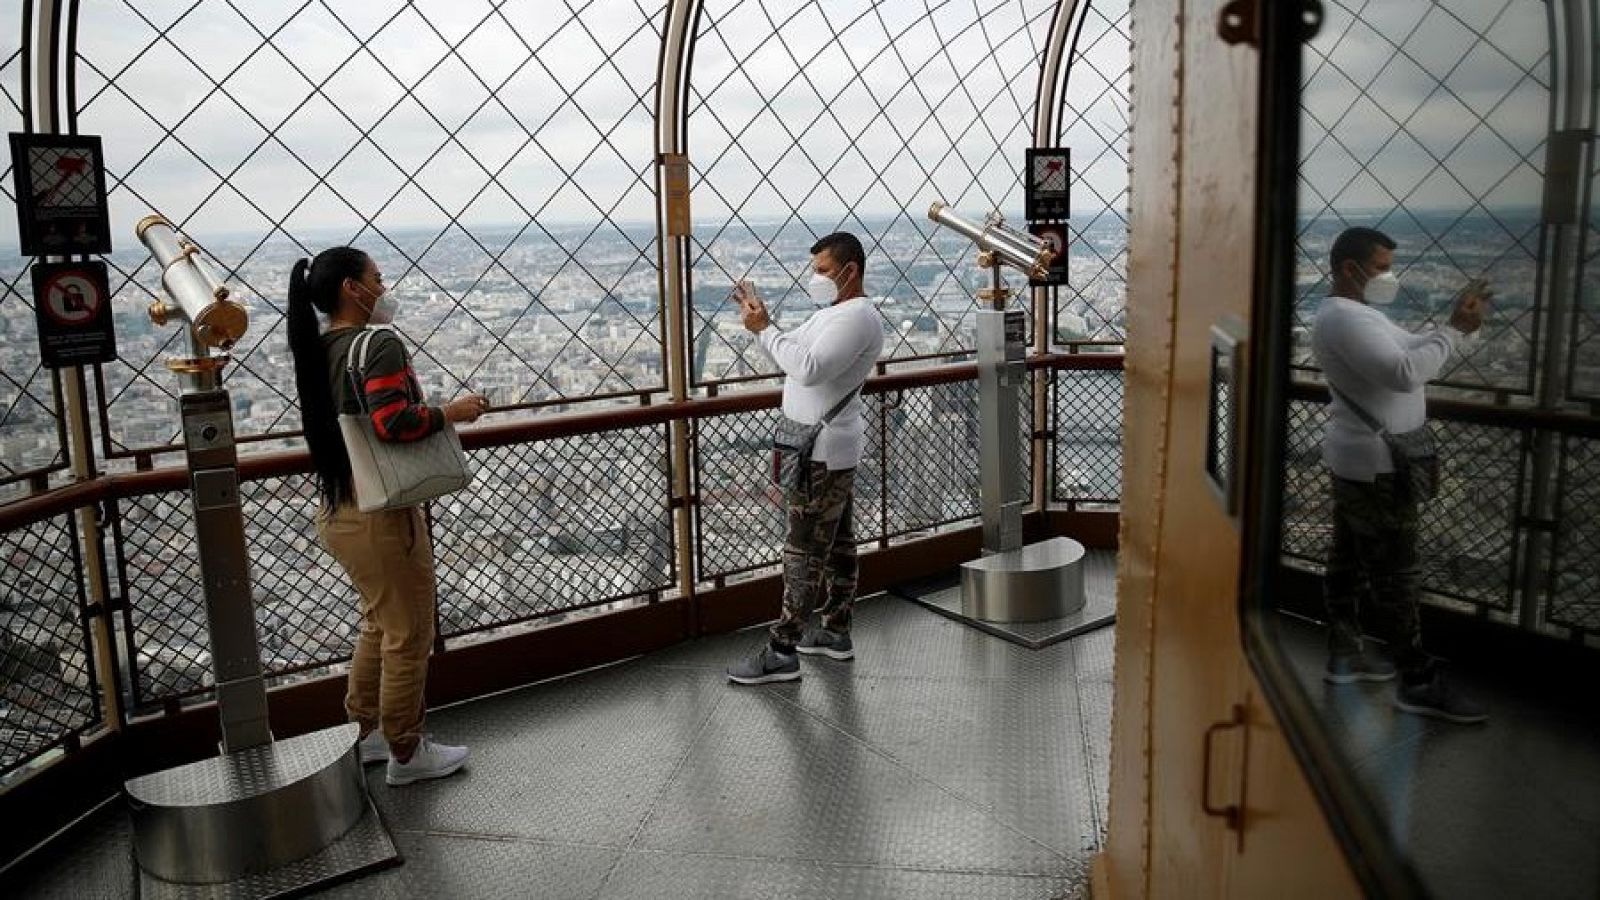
[
  {"xmin": 925, "ymin": 202, "xmax": 1085, "ymax": 626},
  {"xmin": 136, "ymin": 215, "xmax": 249, "ymax": 388},
  {"xmin": 927, "ymin": 202, "xmax": 1053, "ymax": 283},
  {"xmin": 124, "ymin": 216, "xmax": 390, "ymax": 894}
]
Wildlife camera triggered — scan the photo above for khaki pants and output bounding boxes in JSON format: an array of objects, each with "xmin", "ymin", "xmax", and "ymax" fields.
[{"xmin": 318, "ymin": 503, "xmax": 436, "ymax": 759}]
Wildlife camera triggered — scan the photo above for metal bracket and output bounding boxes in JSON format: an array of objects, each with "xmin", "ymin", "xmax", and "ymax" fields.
[
  {"xmin": 1218, "ymin": 0, "xmax": 1258, "ymax": 45},
  {"xmin": 1218, "ymin": 0, "xmax": 1322, "ymax": 46}
]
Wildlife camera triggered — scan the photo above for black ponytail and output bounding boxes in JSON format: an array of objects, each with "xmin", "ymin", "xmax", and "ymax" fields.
[{"xmin": 286, "ymin": 247, "xmax": 369, "ymax": 506}]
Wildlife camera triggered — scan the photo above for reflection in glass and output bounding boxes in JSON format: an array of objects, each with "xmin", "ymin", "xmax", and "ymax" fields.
[{"xmin": 1269, "ymin": 2, "xmax": 1600, "ymax": 897}]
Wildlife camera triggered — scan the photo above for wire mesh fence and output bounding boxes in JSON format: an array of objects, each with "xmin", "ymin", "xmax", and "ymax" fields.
[
  {"xmin": 1052, "ymin": 366, "xmax": 1122, "ymax": 504},
  {"xmin": 685, "ymin": 0, "xmax": 1059, "ymax": 383},
  {"xmin": 692, "ymin": 394, "xmax": 887, "ymax": 581},
  {"xmin": 113, "ymin": 471, "xmax": 357, "ymax": 707},
  {"xmin": 1282, "ymin": 394, "xmax": 1527, "ymax": 621},
  {"xmin": 74, "ymin": 0, "xmax": 668, "ymax": 458},
  {"xmin": 1547, "ymin": 434, "xmax": 1600, "ymax": 636},
  {"xmin": 0, "ymin": 512, "xmax": 100, "ymax": 778},
  {"xmin": 1053, "ymin": 0, "xmax": 1129, "ymax": 346},
  {"xmin": 0, "ymin": 19, "xmax": 68, "ymax": 492},
  {"xmin": 693, "ymin": 373, "xmax": 1032, "ymax": 582},
  {"xmin": 432, "ymin": 426, "xmax": 675, "ymax": 638},
  {"xmin": 1295, "ymin": 0, "xmax": 1550, "ymax": 396}
]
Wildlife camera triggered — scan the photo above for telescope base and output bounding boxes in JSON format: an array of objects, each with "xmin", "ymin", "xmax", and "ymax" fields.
[
  {"xmin": 127, "ymin": 724, "xmax": 399, "ymax": 895},
  {"xmin": 894, "ymin": 539, "xmax": 1116, "ymax": 649}
]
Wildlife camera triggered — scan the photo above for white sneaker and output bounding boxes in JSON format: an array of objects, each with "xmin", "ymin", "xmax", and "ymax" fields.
[
  {"xmin": 358, "ymin": 730, "xmax": 389, "ymax": 765},
  {"xmin": 385, "ymin": 737, "xmax": 469, "ymax": 786}
]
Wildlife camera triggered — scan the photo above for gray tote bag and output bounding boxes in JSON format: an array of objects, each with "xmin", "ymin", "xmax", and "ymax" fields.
[{"xmin": 337, "ymin": 327, "xmax": 473, "ymax": 512}]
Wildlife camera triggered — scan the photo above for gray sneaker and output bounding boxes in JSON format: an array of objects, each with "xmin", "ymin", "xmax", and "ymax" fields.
[
  {"xmin": 796, "ymin": 628, "xmax": 854, "ymax": 660},
  {"xmin": 1394, "ymin": 676, "xmax": 1488, "ymax": 724},
  {"xmin": 1323, "ymin": 650, "xmax": 1397, "ymax": 685},
  {"xmin": 726, "ymin": 645, "xmax": 800, "ymax": 685}
]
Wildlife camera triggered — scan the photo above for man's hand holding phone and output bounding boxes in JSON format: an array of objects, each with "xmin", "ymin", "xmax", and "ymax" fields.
[
  {"xmin": 1448, "ymin": 278, "xmax": 1492, "ymax": 335},
  {"xmin": 735, "ymin": 280, "xmax": 771, "ymax": 334}
]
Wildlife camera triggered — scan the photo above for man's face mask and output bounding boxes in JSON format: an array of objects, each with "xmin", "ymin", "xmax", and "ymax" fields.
[
  {"xmin": 1358, "ymin": 264, "xmax": 1400, "ymax": 306},
  {"xmin": 805, "ymin": 272, "xmax": 838, "ymax": 306},
  {"xmin": 805, "ymin": 263, "xmax": 852, "ymax": 306}
]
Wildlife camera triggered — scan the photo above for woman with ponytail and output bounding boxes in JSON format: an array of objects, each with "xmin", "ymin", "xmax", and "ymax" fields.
[{"xmin": 287, "ymin": 247, "xmax": 488, "ymax": 787}]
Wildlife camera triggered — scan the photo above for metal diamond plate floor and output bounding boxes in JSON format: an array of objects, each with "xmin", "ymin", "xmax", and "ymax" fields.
[{"xmin": 6, "ymin": 581, "xmax": 1115, "ymax": 900}]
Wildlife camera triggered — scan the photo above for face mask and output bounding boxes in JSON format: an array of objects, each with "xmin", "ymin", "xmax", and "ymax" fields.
[
  {"xmin": 1363, "ymin": 270, "xmax": 1399, "ymax": 306},
  {"xmin": 357, "ymin": 282, "xmax": 399, "ymax": 325},
  {"xmin": 806, "ymin": 272, "xmax": 838, "ymax": 306}
]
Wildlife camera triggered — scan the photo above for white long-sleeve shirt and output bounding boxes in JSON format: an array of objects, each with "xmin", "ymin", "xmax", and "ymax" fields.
[
  {"xmin": 758, "ymin": 296, "xmax": 886, "ymax": 469},
  {"xmin": 1311, "ymin": 295, "xmax": 1465, "ymax": 481}
]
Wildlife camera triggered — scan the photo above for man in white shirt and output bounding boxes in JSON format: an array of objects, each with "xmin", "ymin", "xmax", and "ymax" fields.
[
  {"xmin": 726, "ymin": 232, "xmax": 886, "ymax": 684},
  {"xmin": 1312, "ymin": 226, "xmax": 1489, "ymax": 723}
]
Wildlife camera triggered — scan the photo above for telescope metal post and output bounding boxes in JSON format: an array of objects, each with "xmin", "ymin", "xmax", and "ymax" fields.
[
  {"xmin": 975, "ymin": 259, "xmax": 1025, "ymax": 554},
  {"xmin": 173, "ymin": 354, "xmax": 271, "ymax": 753},
  {"xmin": 124, "ymin": 216, "xmax": 397, "ymax": 895},
  {"xmin": 909, "ymin": 203, "xmax": 1105, "ymax": 635}
]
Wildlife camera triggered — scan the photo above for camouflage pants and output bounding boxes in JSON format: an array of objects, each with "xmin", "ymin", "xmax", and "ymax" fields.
[
  {"xmin": 769, "ymin": 462, "xmax": 858, "ymax": 651},
  {"xmin": 1324, "ymin": 474, "xmax": 1430, "ymax": 680}
]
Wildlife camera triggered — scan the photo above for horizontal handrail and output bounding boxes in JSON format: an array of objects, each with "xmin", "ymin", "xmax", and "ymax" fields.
[
  {"xmin": 1288, "ymin": 380, "xmax": 1600, "ymax": 438},
  {"xmin": 0, "ymin": 353, "xmax": 1127, "ymax": 525}
]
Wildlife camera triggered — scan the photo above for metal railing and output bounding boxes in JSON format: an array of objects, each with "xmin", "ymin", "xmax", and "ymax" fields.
[
  {"xmin": 0, "ymin": 353, "xmax": 1124, "ymax": 776},
  {"xmin": 1282, "ymin": 381, "xmax": 1600, "ymax": 641}
]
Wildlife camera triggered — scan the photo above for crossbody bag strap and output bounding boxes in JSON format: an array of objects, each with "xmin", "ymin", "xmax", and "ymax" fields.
[
  {"xmin": 819, "ymin": 384, "xmax": 861, "ymax": 427},
  {"xmin": 1327, "ymin": 382, "xmax": 1387, "ymax": 437}
]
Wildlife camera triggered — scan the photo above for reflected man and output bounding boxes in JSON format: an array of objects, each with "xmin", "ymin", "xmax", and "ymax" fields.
[{"xmin": 1312, "ymin": 226, "xmax": 1490, "ymax": 723}]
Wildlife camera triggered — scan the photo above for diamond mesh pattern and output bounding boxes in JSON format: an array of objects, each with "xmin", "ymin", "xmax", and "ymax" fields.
[
  {"xmin": 245, "ymin": 474, "xmax": 357, "ymax": 675},
  {"xmin": 692, "ymin": 397, "xmax": 886, "ymax": 580},
  {"xmin": 0, "ymin": 23, "xmax": 67, "ymax": 485},
  {"xmin": 1052, "ymin": 367, "xmax": 1122, "ymax": 503},
  {"xmin": 117, "ymin": 472, "xmax": 360, "ymax": 706},
  {"xmin": 691, "ymin": 374, "xmax": 1022, "ymax": 581},
  {"xmin": 0, "ymin": 513, "xmax": 99, "ymax": 777},
  {"xmin": 432, "ymin": 427, "xmax": 675, "ymax": 637},
  {"xmin": 882, "ymin": 374, "xmax": 1035, "ymax": 539},
  {"xmin": 1295, "ymin": 0, "xmax": 1548, "ymax": 394},
  {"xmin": 75, "ymin": 0, "xmax": 667, "ymax": 457},
  {"xmin": 1547, "ymin": 435, "xmax": 1600, "ymax": 635},
  {"xmin": 686, "ymin": 0, "xmax": 1056, "ymax": 384},
  {"xmin": 1281, "ymin": 397, "xmax": 1524, "ymax": 616},
  {"xmin": 1282, "ymin": 399, "xmax": 1334, "ymax": 560},
  {"xmin": 1054, "ymin": 0, "xmax": 1129, "ymax": 345},
  {"xmin": 115, "ymin": 489, "xmax": 208, "ymax": 703}
]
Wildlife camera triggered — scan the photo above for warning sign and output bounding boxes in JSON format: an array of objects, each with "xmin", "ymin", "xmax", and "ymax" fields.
[
  {"xmin": 9, "ymin": 133, "xmax": 112, "ymax": 256},
  {"xmin": 31, "ymin": 261, "xmax": 117, "ymax": 368},
  {"xmin": 1027, "ymin": 222, "xmax": 1071, "ymax": 287}
]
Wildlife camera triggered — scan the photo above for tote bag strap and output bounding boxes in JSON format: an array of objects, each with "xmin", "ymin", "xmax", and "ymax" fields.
[{"xmin": 344, "ymin": 327, "xmax": 391, "ymax": 415}]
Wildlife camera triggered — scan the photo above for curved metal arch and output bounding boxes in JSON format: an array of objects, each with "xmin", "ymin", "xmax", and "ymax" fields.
[{"xmin": 1034, "ymin": 0, "xmax": 1084, "ymax": 146}]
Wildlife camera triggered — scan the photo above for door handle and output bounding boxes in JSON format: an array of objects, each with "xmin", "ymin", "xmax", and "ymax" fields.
[{"xmin": 1201, "ymin": 702, "xmax": 1247, "ymax": 834}]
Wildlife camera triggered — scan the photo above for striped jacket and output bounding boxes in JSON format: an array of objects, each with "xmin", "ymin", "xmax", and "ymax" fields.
[{"xmin": 324, "ymin": 327, "xmax": 443, "ymax": 443}]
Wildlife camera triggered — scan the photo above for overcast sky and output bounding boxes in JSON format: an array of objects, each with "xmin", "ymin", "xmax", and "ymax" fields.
[{"xmin": 0, "ymin": 0, "xmax": 1556, "ymax": 249}]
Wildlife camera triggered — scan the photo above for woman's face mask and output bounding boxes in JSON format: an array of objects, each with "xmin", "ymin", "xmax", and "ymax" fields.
[{"xmin": 355, "ymin": 280, "xmax": 399, "ymax": 324}]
